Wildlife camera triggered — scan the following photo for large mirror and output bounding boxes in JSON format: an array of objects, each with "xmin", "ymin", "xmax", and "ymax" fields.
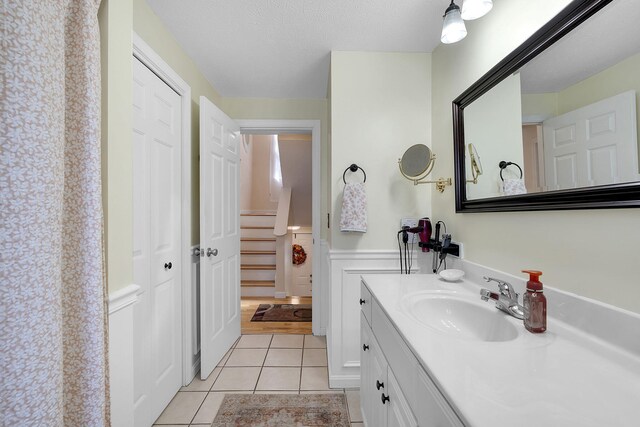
[{"xmin": 454, "ymin": 0, "xmax": 640, "ymax": 212}]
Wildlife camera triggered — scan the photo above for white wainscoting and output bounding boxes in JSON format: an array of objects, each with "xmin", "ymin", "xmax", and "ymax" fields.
[
  {"xmin": 313, "ymin": 239, "xmax": 330, "ymax": 336},
  {"xmin": 186, "ymin": 246, "xmax": 201, "ymax": 382},
  {"xmin": 326, "ymin": 250, "xmax": 421, "ymax": 388},
  {"xmin": 109, "ymin": 284, "xmax": 140, "ymax": 427}
]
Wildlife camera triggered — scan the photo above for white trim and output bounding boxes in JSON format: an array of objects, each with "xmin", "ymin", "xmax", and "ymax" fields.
[
  {"xmin": 132, "ymin": 32, "xmax": 193, "ymax": 385},
  {"xmin": 274, "ymin": 291, "xmax": 287, "ymax": 299},
  {"xmin": 108, "ymin": 284, "xmax": 140, "ymax": 315},
  {"xmin": 329, "ymin": 249, "xmax": 414, "ymax": 260},
  {"xmin": 109, "ymin": 296, "xmax": 136, "ymax": 427},
  {"xmin": 236, "ymin": 119, "xmax": 323, "ymax": 336}
]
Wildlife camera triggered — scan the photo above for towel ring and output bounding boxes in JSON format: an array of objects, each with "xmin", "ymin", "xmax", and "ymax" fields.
[
  {"xmin": 343, "ymin": 164, "xmax": 367, "ymax": 184},
  {"xmin": 499, "ymin": 161, "xmax": 523, "ymax": 181}
]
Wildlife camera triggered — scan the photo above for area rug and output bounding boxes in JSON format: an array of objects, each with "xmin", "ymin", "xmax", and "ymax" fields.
[
  {"xmin": 212, "ymin": 393, "xmax": 350, "ymax": 426},
  {"xmin": 250, "ymin": 304, "xmax": 312, "ymax": 322}
]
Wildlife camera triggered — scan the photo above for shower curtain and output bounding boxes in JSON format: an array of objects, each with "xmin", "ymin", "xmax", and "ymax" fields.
[{"xmin": 1, "ymin": 0, "xmax": 109, "ymax": 425}]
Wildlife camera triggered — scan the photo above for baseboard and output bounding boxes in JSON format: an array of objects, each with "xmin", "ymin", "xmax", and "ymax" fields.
[
  {"xmin": 274, "ymin": 291, "xmax": 287, "ymax": 298},
  {"xmin": 328, "ymin": 374, "xmax": 361, "ymax": 389}
]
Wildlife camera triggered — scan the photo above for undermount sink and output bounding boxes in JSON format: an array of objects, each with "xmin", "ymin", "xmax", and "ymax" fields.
[{"xmin": 402, "ymin": 293, "xmax": 519, "ymax": 342}]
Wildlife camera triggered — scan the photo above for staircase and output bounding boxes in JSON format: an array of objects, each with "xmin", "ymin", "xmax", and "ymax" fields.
[{"xmin": 240, "ymin": 212, "xmax": 277, "ymax": 296}]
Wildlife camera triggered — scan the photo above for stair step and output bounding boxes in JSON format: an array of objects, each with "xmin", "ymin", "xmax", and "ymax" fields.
[
  {"xmin": 241, "ymin": 237, "xmax": 276, "ymax": 242},
  {"xmin": 241, "ymin": 264, "xmax": 276, "ymax": 270},
  {"xmin": 241, "ymin": 213, "xmax": 276, "ymax": 216},
  {"xmin": 241, "ymin": 250, "xmax": 276, "ymax": 255},
  {"xmin": 241, "ymin": 280, "xmax": 275, "ymax": 288}
]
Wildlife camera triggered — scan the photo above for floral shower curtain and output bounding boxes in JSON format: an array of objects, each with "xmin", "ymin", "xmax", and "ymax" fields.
[{"xmin": 1, "ymin": 0, "xmax": 109, "ymax": 425}]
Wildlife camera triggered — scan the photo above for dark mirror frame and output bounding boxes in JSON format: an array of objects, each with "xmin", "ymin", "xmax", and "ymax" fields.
[{"xmin": 453, "ymin": 0, "xmax": 640, "ymax": 213}]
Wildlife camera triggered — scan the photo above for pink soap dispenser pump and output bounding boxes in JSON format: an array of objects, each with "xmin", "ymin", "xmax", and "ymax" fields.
[{"xmin": 522, "ymin": 270, "xmax": 546, "ymax": 333}]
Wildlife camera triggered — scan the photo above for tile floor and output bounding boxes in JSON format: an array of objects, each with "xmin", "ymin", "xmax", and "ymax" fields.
[{"xmin": 153, "ymin": 334, "xmax": 363, "ymax": 426}]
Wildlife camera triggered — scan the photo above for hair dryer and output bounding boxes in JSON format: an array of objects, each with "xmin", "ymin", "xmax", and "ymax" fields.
[{"xmin": 418, "ymin": 218, "xmax": 432, "ymax": 252}]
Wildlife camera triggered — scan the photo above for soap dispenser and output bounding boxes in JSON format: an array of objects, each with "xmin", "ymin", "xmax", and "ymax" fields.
[{"xmin": 522, "ymin": 270, "xmax": 546, "ymax": 333}]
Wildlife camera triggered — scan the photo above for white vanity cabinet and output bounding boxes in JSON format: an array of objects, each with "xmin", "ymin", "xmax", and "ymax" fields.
[
  {"xmin": 360, "ymin": 281, "xmax": 464, "ymax": 427},
  {"xmin": 361, "ymin": 311, "xmax": 417, "ymax": 427}
]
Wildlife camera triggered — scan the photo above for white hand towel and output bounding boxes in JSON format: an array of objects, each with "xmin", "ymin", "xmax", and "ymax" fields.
[
  {"xmin": 503, "ymin": 179, "xmax": 527, "ymax": 196},
  {"xmin": 340, "ymin": 182, "xmax": 367, "ymax": 233}
]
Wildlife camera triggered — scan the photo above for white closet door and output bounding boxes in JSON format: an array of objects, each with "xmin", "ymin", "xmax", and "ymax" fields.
[
  {"xmin": 543, "ymin": 90, "xmax": 638, "ymax": 190},
  {"xmin": 292, "ymin": 233, "xmax": 312, "ymax": 296},
  {"xmin": 132, "ymin": 56, "xmax": 182, "ymax": 427},
  {"xmin": 199, "ymin": 96, "xmax": 241, "ymax": 379}
]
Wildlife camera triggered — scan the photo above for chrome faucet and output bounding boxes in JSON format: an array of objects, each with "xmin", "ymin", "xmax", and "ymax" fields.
[{"xmin": 480, "ymin": 276, "xmax": 524, "ymax": 320}]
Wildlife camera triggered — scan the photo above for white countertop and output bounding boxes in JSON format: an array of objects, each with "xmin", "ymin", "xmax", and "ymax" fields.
[{"xmin": 361, "ymin": 274, "xmax": 640, "ymax": 427}]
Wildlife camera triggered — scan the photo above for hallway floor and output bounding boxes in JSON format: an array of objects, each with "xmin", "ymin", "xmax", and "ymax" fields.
[
  {"xmin": 241, "ymin": 297, "xmax": 313, "ymax": 334},
  {"xmin": 153, "ymin": 334, "xmax": 362, "ymax": 426}
]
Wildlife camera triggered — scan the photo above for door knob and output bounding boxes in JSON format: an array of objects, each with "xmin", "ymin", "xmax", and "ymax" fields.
[
  {"xmin": 193, "ymin": 247, "xmax": 202, "ymax": 257},
  {"xmin": 164, "ymin": 262, "xmax": 172, "ymax": 270},
  {"xmin": 207, "ymin": 248, "xmax": 218, "ymax": 257},
  {"xmin": 376, "ymin": 380, "xmax": 384, "ymax": 390}
]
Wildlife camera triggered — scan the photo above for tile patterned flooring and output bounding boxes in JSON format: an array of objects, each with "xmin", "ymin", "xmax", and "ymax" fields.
[{"xmin": 153, "ymin": 334, "xmax": 363, "ymax": 426}]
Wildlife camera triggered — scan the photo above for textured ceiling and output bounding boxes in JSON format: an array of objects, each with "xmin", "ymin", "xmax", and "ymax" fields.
[
  {"xmin": 520, "ymin": 0, "xmax": 640, "ymax": 94},
  {"xmin": 146, "ymin": 0, "xmax": 447, "ymax": 99}
]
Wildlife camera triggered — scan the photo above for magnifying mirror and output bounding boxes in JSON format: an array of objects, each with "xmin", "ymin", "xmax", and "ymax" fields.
[
  {"xmin": 467, "ymin": 143, "xmax": 483, "ymax": 184},
  {"xmin": 398, "ymin": 144, "xmax": 435, "ymax": 181},
  {"xmin": 398, "ymin": 144, "xmax": 452, "ymax": 192}
]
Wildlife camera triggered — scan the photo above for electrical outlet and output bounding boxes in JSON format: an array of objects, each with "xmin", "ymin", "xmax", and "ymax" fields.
[
  {"xmin": 451, "ymin": 240, "xmax": 464, "ymax": 258},
  {"xmin": 400, "ymin": 218, "xmax": 419, "ymax": 243},
  {"xmin": 400, "ymin": 218, "xmax": 418, "ymax": 229}
]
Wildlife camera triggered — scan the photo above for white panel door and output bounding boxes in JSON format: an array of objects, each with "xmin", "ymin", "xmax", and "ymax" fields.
[
  {"xmin": 199, "ymin": 96, "xmax": 241, "ymax": 379},
  {"xmin": 132, "ymin": 57, "xmax": 182, "ymax": 427},
  {"xmin": 292, "ymin": 233, "xmax": 312, "ymax": 296},
  {"xmin": 543, "ymin": 90, "xmax": 638, "ymax": 190}
]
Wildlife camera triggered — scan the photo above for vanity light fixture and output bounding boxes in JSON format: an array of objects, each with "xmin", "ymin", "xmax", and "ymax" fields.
[
  {"xmin": 441, "ymin": 1, "xmax": 467, "ymax": 44},
  {"xmin": 441, "ymin": 0, "xmax": 493, "ymax": 44},
  {"xmin": 461, "ymin": 0, "xmax": 493, "ymax": 20}
]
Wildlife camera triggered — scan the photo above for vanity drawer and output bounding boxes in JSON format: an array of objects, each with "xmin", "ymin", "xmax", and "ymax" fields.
[
  {"xmin": 360, "ymin": 281, "xmax": 373, "ymax": 326},
  {"xmin": 371, "ymin": 299, "xmax": 419, "ymax": 412}
]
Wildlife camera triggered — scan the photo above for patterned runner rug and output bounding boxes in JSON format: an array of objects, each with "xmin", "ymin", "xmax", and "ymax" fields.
[
  {"xmin": 212, "ymin": 393, "xmax": 350, "ymax": 426},
  {"xmin": 250, "ymin": 304, "xmax": 312, "ymax": 322}
]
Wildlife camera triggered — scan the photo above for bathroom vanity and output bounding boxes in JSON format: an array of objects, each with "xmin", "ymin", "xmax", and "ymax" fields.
[{"xmin": 360, "ymin": 272, "xmax": 640, "ymax": 427}]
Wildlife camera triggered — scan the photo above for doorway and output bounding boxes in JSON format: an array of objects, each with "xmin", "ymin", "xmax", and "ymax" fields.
[{"xmin": 236, "ymin": 120, "xmax": 321, "ymax": 336}]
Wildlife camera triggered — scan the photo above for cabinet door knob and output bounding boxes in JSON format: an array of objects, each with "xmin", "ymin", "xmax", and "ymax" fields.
[
  {"xmin": 164, "ymin": 262, "xmax": 172, "ymax": 270},
  {"xmin": 376, "ymin": 380, "xmax": 384, "ymax": 390},
  {"xmin": 359, "ymin": 299, "xmax": 366, "ymax": 305},
  {"xmin": 381, "ymin": 393, "xmax": 390, "ymax": 404},
  {"xmin": 362, "ymin": 344, "xmax": 369, "ymax": 351}
]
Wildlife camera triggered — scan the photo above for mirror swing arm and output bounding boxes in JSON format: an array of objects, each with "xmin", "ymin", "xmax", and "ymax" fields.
[
  {"xmin": 452, "ymin": 0, "xmax": 640, "ymax": 212},
  {"xmin": 398, "ymin": 156, "xmax": 452, "ymax": 192}
]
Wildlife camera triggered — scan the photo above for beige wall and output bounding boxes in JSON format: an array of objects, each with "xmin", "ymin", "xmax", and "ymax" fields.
[
  {"xmin": 431, "ymin": 0, "xmax": 640, "ymax": 314},
  {"xmin": 99, "ymin": 0, "xmax": 133, "ymax": 294},
  {"xmin": 249, "ymin": 136, "xmax": 279, "ymax": 211},
  {"xmin": 465, "ymin": 73, "xmax": 524, "ymax": 199},
  {"xmin": 239, "ymin": 136, "xmax": 253, "ymax": 211},
  {"xmin": 330, "ymin": 52, "xmax": 432, "ymax": 250}
]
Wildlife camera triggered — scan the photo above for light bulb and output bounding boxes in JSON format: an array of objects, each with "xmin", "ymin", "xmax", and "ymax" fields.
[{"xmin": 441, "ymin": 1, "xmax": 467, "ymax": 44}]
